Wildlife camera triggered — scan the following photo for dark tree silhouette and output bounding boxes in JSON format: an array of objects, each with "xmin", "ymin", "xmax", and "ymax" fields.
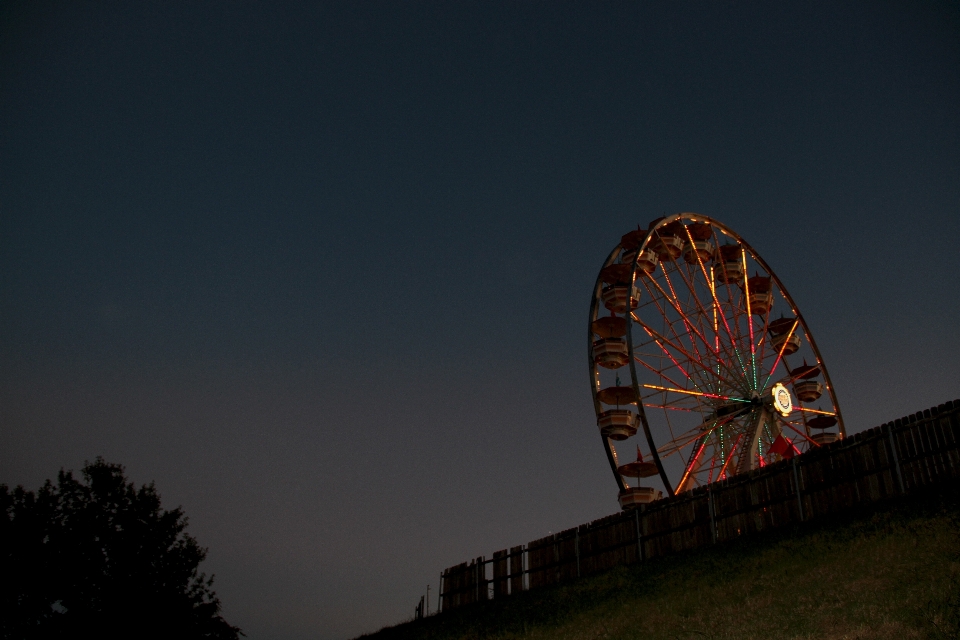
[{"xmin": 1, "ymin": 458, "xmax": 241, "ymax": 639}]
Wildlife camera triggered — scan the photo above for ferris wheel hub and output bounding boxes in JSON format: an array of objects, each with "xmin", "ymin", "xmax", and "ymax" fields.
[{"xmin": 771, "ymin": 383, "xmax": 793, "ymax": 417}]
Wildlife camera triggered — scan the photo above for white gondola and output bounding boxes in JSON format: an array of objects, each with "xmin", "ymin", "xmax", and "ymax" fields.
[
  {"xmin": 715, "ymin": 245, "xmax": 744, "ymax": 284},
  {"xmin": 749, "ymin": 291, "xmax": 773, "ymax": 316},
  {"xmin": 682, "ymin": 240, "xmax": 715, "ymax": 264},
  {"xmin": 810, "ymin": 432, "xmax": 839, "ymax": 446},
  {"xmin": 714, "ymin": 260, "xmax": 743, "ymax": 284},
  {"xmin": 597, "ymin": 409, "xmax": 638, "ymax": 440},
  {"xmin": 618, "ymin": 486, "xmax": 662, "ymax": 509},
  {"xmin": 652, "ymin": 235, "xmax": 683, "ymax": 260},
  {"xmin": 592, "ymin": 315, "xmax": 627, "ymax": 338},
  {"xmin": 771, "ymin": 331, "xmax": 801, "ymax": 355},
  {"xmin": 601, "ymin": 284, "xmax": 641, "ymax": 313},
  {"xmin": 793, "ymin": 379, "xmax": 823, "ymax": 402},
  {"xmin": 807, "ymin": 415, "xmax": 838, "ymax": 430},
  {"xmin": 635, "ymin": 248, "xmax": 658, "ymax": 276},
  {"xmin": 745, "ymin": 276, "xmax": 774, "ymax": 316},
  {"xmin": 593, "ymin": 338, "xmax": 629, "ymax": 369}
]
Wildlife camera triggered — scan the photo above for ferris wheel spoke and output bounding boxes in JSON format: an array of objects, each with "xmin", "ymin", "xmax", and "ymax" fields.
[
  {"xmin": 642, "ymin": 403, "xmax": 698, "ymax": 412},
  {"xmin": 664, "ymin": 270, "xmax": 733, "ymax": 376},
  {"xmin": 637, "ymin": 277, "xmax": 716, "ymax": 391},
  {"xmin": 632, "ymin": 319, "xmax": 710, "ymax": 391},
  {"xmin": 634, "ymin": 350, "xmax": 677, "ymax": 360},
  {"xmin": 681, "ymin": 288, "xmax": 729, "ymax": 388},
  {"xmin": 707, "ymin": 449, "xmax": 722, "ymax": 484},
  {"xmin": 641, "ymin": 383, "xmax": 746, "ymax": 403},
  {"xmin": 682, "ymin": 223, "xmax": 750, "ymax": 375},
  {"xmin": 751, "ymin": 292, "xmax": 778, "ymax": 376},
  {"xmin": 656, "ymin": 421, "xmax": 698, "ymax": 459},
  {"xmin": 642, "ymin": 271, "xmax": 715, "ymax": 368},
  {"xmin": 637, "ymin": 274, "xmax": 693, "ymax": 348},
  {"xmin": 709, "ymin": 226, "xmax": 760, "ymax": 388},
  {"xmin": 664, "ymin": 241, "xmax": 749, "ymax": 383},
  {"xmin": 765, "ymin": 359, "xmax": 827, "ymax": 391},
  {"xmin": 740, "ymin": 248, "xmax": 759, "ymax": 391},
  {"xmin": 709, "ymin": 299, "xmax": 746, "ymax": 361},
  {"xmin": 633, "ymin": 314, "xmax": 744, "ymax": 392},
  {"xmin": 682, "ymin": 313, "xmax": 718, "ymax": 382},
  {"xmin": 660, "ymin": 261, "xmax": 723, "ymax": 366},
  {"xmin": 639, "ymin": 390, "xmax": 703, "ymax": 412},
  {"xmin": 659, "ymin": 418, "xmax": 704, "ymax": 447},
  {"xmin": 698, "ymin": 306, "xmax": 748, "ymax": 394},
  {"xmin": 635, "ymin": 356, "xmax": 689, "ymax": 392},
  {"xmin": 716, "ymin": 432, "xmax": 745, "ymax": 480},
  {"xmin": 630, "ymin": 297, "xmax": 660, "ymax": 313},
  {"xmin": 722, "ymin": 294, "xmax": 752, "ymax": 381},
  {"xmin": 659, "ymin": 363, "xmax": 706, "ymax": 387},
  {"xmin": 709, "ymin": 269, "xmax": 721, "ymax": 376},
  {"xmin": 752, "ymin": 289, "xmax": 779, "ymax": 389},
  {"xmin": 657, "ymin": 407, "xmax": 752, "ymax": 459},
  {"xmin": 794, "ymin": 406, "xmax": 836, "ymax": 416},
  {"xmin": 776, "ymin": 415, "xmax": 821, "ymax": 447},
  {"xmin": 679, "ymin": 267, "xmax": 715, "ymax": 343},
  {"xmin": 677, "ymin": 433, "xmax": 711, "ymax": 492},
  {"xmin": 661, "ymin": 389, "xmax": 699, "ymax": 456},
  {"xmin": 634, "ymin": 333, "xmax": 666, "ymax": 349},
  {"xmin": 759, "ymin": 318, "xmax": 800, "ymax": 392},
  {"xmin": 767, "ymin": 367, "xmax": 804, "ymax": 389}
]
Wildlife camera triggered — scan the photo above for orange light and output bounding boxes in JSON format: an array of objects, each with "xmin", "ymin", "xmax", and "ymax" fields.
[
  {"xmin": 741, "ymin": 247, "xmax": 756, "ymax": 390},
  {"xmin": 717, "ymin": 433, "xmax": 744, "ymax": 480},
  {"xmin": 793, "ymin": 406, "xmax": 836, "ymax": 416},
  {"xmin": 762, "ymin": 318, "xmax": 799, "ymax": 392},
  {"xmin": 677, "ymin": 438, "xmax": 708, "ymax": 491},
  {"xmin": 641, "ymin": 383, "xmax": 741, "ymax": 402}
]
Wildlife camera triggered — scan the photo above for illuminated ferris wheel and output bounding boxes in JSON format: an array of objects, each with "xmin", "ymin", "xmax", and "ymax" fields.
[{"xmin": 588, "ymin": 213, "xmax": 844, "ymax": 509}]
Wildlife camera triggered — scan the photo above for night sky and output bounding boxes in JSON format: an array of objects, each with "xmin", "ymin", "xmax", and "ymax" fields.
[{"xmin": 2, "ymin": 2, "xmax": 958, "ymax": 639}]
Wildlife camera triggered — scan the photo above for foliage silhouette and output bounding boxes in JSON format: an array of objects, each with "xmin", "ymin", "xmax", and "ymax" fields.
[{"xmin": 0, "ymin": 458, "xmax": 241, "ymax": 639}]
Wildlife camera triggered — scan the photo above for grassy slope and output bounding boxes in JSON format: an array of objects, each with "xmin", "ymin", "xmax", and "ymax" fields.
[{"xmin": 357, "ymin": 485, "xmax": 960, "ymax": 640}]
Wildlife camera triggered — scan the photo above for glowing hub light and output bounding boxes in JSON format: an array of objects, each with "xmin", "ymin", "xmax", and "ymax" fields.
[{"xmin": 772, "ymin": 383, "xmax": 792, "ymax": 417}]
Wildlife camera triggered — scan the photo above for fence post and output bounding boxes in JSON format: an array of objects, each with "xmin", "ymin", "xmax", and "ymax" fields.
[
  {"xmin": 575, "ymin": 529, "xmax": 581, "ymax": 578},
  {"xmin": 791, "ymin": 457, "xmax": 805, "ymax": 521},
  {"xmin": 884, "ymin": 422, "xmax": 906, "ymax": 494},
  {"xmin": 509, "ymin": 545, "xmax": 524, "ymax": 594},
  {"xmin": 707, "ymin": 487, "xmax": 717, "ymax": 543},
  {"xmin": 553, "ymin": 534, "xmax": 560, "ymax": 583},
  {"xmin": 524, "ymin": 545, "xmax": 528, "ymax": 592},
  {"xmin": 479, "ymin": 556, "xmax": 489, "ymax": 601},
  {"xmin": 634, "ymin": 508, "xmax": 644, "ymax": 561}
]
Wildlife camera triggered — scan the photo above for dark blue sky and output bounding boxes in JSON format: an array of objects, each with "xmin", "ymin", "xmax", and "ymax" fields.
[{"xmin": 2, "ymin": 2, "xmax": 958, "ymax": 639}]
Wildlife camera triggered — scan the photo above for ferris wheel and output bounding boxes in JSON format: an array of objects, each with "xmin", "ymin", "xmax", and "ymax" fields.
[{"xmin": 588, "ymin": 213, "xmax": 844, "ymax": 509}]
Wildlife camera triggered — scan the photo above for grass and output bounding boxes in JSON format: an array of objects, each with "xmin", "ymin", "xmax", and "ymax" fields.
[{"xmin": 356, "ymin": 485, "xmax": 960, "ymax": 640}]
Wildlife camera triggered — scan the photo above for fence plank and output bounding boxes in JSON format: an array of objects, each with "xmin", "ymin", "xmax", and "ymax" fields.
[
  {"xmin": 492, "ymin": 550, "xmax": 508, "ymax": 599},
  {"xmin": 509, "ymin": 545, "xmax": 524, "ymax": 594}
]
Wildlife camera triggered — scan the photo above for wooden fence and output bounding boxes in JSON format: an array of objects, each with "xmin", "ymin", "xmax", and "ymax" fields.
[{"xmin": 440, "ymin": 399, "xmax": 960, "ymax": 611}]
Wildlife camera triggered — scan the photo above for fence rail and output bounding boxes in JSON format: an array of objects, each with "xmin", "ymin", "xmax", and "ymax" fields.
[{"xmin": 440, "ymin": 399, "xmax": 960, "ymax": 611}]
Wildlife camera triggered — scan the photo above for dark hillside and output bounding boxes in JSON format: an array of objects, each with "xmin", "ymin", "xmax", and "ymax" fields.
[{"xmin": 357, "ymin": 484, "xmax": 960, "ymax": 640}]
